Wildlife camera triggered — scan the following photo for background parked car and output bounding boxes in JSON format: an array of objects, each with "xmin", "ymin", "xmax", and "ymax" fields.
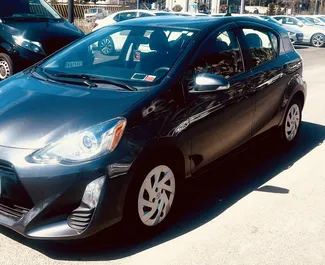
[
  {"xmin": 92, "ymin": 9, "xmax": 175, "ymax": 32},
  {"xmin": 273, "ymin": 15, "xmax": 325, "ymax": 47},
  {"xmin": 296, "ymin": 15, "xmax": 325, "ymax": 27},
  {"xmin": 0, "ymin": 0, "xmax": 84, "ymax": 81},
  {"xmin": 84, "ymin": 8, "xmax": 107, "ymax": 22},
  {"xmin": 259, "ymin": 15, "xmax": 304, "ymax": 44}
]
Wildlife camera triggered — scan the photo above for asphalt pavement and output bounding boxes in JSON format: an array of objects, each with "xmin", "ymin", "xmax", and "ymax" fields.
[{"xmin": 1, "ymin": 45, "xmax": 325, "ymax": 265}]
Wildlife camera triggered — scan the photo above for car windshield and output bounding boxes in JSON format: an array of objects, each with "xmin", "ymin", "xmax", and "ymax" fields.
[
  {"xmin": 40, "ymin": 25, "xmax": 196, "ymax": 88},
  {"xmin": 296, "ymin": 17, "xmax": 314, "ymax": 26},
  {"xmin": 86, "ymin": 9, "xmax": 98, "ymax": 14},
  {"xmin": 261, "ymin": 16, "xmax": 281, "ymax": 24},
  {"xmin": 0, "ymin": 0, "xmax": 61, "ymax": 20}
]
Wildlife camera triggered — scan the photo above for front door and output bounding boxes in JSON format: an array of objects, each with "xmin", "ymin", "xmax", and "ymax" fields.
[{"xmin": 183, "ymin": 25, "xmax": 256, "ymax": 175}]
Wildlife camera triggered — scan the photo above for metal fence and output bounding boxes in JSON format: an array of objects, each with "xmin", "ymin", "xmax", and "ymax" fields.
[{"xmin": 51, "ymin": 4, "xmax": 131, "ymax": 19}]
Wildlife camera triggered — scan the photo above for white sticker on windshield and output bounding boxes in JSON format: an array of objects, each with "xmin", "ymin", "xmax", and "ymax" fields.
[{"xmin": 65, "ymin": 61, "xmax": 83, "ymax": 68}]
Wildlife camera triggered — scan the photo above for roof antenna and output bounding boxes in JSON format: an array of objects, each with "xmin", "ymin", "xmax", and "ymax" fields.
[{"xmin": 225, "ymin": 5, "xmax": 232, "ymax": 16}]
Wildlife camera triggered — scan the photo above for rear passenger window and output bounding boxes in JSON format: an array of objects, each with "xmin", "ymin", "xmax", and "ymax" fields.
[{"xmin": 242, "ymin": 28, "xmax": 278, "ymax": 67}]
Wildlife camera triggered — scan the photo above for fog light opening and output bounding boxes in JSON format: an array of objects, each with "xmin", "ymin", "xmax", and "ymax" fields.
[{"xmin": 81, "ymin": 176, "xmax": 105, "ymax": 209}]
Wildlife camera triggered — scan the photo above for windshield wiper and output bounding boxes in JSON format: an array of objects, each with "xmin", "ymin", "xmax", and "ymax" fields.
[{"xmin": 51, "ymin": 73, "xmax": 137, "ymax": 91}]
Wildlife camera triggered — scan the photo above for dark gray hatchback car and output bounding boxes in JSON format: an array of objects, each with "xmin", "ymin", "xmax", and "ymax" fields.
[{"xmin": 0, "ymin": 16, "xmax": 306, "ymax": 240}]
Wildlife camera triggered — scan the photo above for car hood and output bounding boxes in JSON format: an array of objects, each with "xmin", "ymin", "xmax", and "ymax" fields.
[
  {"xmin": 0, "ymin": 73, "xmax": 147, "ymax": 149},
  {"xmin": 2, "ymin": 20, "xmax": 84, "ymax": 55}
]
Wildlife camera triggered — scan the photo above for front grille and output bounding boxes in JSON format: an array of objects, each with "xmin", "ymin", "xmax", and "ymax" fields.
[
  {"xmin": 0, "ymin": 161, "xmax": 34, "ymax": 209},
  {"xmin": 0, "ymin": 201, "xmax": 30, "ymax": 221},
  {"xmin": 67, "ymin": 207, "xmax": 94, "ymax": 231}
]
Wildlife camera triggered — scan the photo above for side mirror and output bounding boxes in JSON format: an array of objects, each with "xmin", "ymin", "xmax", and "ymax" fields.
[
  {"xmin": 191, "ymin": 73, "xmax": 230, "ymax": 93},
  {"xmin": 298, "ymin": 22, "xmax": 304, "ymax": 27}
]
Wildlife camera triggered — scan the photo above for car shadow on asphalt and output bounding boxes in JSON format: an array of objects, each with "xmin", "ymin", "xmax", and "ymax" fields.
[{"xmin": 1, "ymin": 121, "xmax": 324, "ymax": 261}]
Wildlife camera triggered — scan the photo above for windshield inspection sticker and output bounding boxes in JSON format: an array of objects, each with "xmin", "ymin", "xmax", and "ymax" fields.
[
  {"xmin": 133, "ymin": 50, "xmax": 141, "ymax": 62},
  {"xmin": 145, "ymin": 75, "xmax": 156, "ymax": 82}
]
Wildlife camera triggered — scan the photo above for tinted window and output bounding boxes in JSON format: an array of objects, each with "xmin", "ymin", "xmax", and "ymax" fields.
[
  {"xmin": 139, "ymin": 12, "xmax": 153, "ymax": 17},
  {"xmin": 113, "ymin": 14, "xmax": 120, "ymax": 22},
  {"xmin": 194, "ymin": 30, "xmax": 244, "ymax": 79},
  {"xmin": 243, "ymin": 28, "xmax": 277, "ymax": 67},
  {"xmin": 119, "ymin": 12, "xmax": 137, "ymax": 21}
]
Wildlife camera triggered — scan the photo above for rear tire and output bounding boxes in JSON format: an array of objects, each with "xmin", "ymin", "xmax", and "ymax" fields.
[
  {"xmin": 0, "ymin": 53, "xmax": 13, "ymax": 81},
  {"xmin": 123, "ymin": 157, "xmax": 181, "ymax": 236},
  {"xmin": 280, "ymin": 98, "xmax": 302, "ymax": 147}
]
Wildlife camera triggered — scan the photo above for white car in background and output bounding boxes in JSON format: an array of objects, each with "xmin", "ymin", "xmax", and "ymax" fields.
[
  {"xmin": 93, "ymin": 10, "xmax": 174, "ymax": 32},
  {"xmin": 84, "ymin": 8, "xmax": 107, "ymax": 22},
  {"xmin": 92, "ymin": 10, "xmax": 175, "ymax": 55},
  {"xmin": 273, "ymin": 15, "xmax": 325, "ymax": 47}
]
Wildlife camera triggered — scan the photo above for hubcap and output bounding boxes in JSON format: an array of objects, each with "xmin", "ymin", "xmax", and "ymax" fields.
[
  {"xmin": 99, "ymin": 38, "xmax": 113, "ymax": 55},
  {"xmin": 285, "ymin": 104, "xmax": 300, "ymax": 141},
  {"xmin": 0, "ymin": 60, "xmax": 10, "ymax": 80},
  {"xmin": 138, "ymin": 165, "xmax": 175, "ymax": 227},
  {"xmin": 312, "ymin": 34, "xmax": 324, "ymax": 47}
]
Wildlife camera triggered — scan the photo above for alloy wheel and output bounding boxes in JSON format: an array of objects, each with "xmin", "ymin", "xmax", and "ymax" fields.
[
  {"xmin": 285, "ymin": 104, "xmax": 300, "ymax": 141},
  {"xmin": 312, "ymin": 34, "xmax": 325, "ymax": 47},
  {"xmin": 0, "ymin": 60, "xmax": 10, "ymax": 80},
  {"xmin": 137, "ymin": 165, "xmax": 175, "ymax": 227},
  {"xmin": 99, "ymin": 37, "xmax": 114, "ymax": 55}
]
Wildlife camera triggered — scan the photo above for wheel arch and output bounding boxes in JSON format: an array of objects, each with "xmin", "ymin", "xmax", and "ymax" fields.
[{"xmin": 129, "ymin": 140, "xmax": 187, "ymax": 181}]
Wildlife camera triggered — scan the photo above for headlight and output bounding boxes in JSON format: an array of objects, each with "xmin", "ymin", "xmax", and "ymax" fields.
[
  {"xmin": 31, "ymin": 118, "xmax": 127, "ymax": 164},
  {"xmin": 287, "ymin": 31, "xmax": 295, "ymax": 36},
  {"xmin": 12, "ymin": 35, "xmax": 46, "ymax": 55}
]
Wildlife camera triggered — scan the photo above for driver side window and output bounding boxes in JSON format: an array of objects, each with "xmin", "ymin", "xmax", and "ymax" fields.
[{"xmin": 194, "ymin": 30, "xmax": 244, "ymax": 79}]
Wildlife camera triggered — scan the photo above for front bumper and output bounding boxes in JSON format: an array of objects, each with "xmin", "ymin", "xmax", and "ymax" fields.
[
  {"xmin": 10, "ymin": 46, "xmax": 45, "ymax": 73},
  {"xmin": 0, "ymin": 145, "xmax": 133, "ymax": 240}
]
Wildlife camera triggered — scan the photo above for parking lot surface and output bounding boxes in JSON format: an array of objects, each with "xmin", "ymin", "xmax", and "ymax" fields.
[{"xmin": 0, "ymin": 45, "xmax": 325, "ymax": 265}]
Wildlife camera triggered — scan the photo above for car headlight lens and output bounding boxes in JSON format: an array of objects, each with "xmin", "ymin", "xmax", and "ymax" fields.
[
  {"xmin": 31, "ymin": 118, "xmax": 127, "ymax": 164},
  {"xmin": 13, "ymin": 35, "xmax": 46, "ymax": 55},
  {"xmin": 288, "ymin": 31, "xmax": 295, "ymax": 36}
]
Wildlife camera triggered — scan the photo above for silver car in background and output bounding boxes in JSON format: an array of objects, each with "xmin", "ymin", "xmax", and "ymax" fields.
[
  {"xmin": 259, "ymin": 15, "xmax": 304, "ymax": 44},
  {"xmin": 273, "ymin": 15, "xmax": 325, "ymax": 47}
]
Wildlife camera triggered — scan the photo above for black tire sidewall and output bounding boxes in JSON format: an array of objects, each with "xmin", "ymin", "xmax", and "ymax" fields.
[
  {"xmin": 281, "ymin": 98, "xmax": 302, "ymax": 146},
  {"xmin": 0, "ymin": 53, "xmax": 14, "ymax": 80},
  {"xmin": 123, "ymin": 157, "xmax": 182, "ymax": 235}
]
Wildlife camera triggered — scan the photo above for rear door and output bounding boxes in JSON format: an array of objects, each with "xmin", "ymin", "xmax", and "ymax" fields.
[{"xmin": 236, "ymin": 22, "xmax": 290, "ymax": 136}]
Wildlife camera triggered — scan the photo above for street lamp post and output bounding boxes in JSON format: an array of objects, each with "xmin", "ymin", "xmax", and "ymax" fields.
[{"xmin": 68, "ymin": 0, "xmax": 74, "ymax": 24}]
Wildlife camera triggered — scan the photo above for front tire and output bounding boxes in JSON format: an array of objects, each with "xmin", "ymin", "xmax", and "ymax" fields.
[
  {"xmin": 123, "ymin": 159, "xmax": 180, "ymax": 234},
  {"xmin": 280, "ymin": 98, "xmax": 302, "ymax": 146},
  {"xmin": 0, "ymin": 53, "xmax": 13, "ymax": 81},
  {"xmin": 311, "ymin": 33, "xmax": 325, "ymax": 47}
]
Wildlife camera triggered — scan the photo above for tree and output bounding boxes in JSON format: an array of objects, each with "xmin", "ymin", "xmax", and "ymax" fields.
[
  {"xmin": 268, "ymin": 2, "xmax": 276, "ymax": 14},
  {"xmin": 172, "ymin": 4, "xmax": 183, "ymax": 11}
]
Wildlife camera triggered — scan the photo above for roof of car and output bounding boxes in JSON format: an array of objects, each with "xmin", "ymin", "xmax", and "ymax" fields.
[{"xmin": 118, "ymin": 15, "xmax": 283, "ymax": 31}]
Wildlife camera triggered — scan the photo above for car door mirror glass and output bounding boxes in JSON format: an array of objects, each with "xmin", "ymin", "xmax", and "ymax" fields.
[{"xmin": 192, "ymin": 73, "xmax": 230, "ymax": 93}]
